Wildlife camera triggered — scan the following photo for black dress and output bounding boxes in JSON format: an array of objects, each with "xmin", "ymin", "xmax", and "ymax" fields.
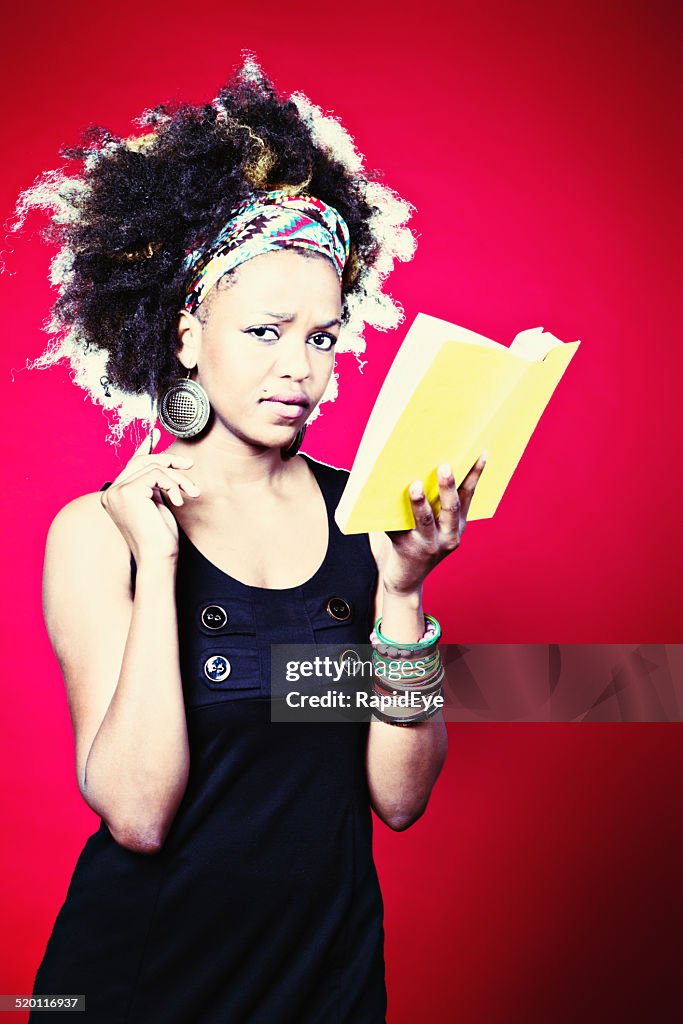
[{"xmin": 31, "ymin": 454, "xmax": 386, "ymax": 1022}]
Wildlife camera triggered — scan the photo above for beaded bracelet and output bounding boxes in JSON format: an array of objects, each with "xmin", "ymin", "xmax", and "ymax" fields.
[{"xmin": 371, "ymin": 647, "xmax": 441, "ymax": 679}]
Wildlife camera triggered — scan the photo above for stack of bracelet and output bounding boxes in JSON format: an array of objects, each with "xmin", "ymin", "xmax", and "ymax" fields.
[{"xmin": 369, "ymin": 614, "xmax": 444, "ymax": 726}]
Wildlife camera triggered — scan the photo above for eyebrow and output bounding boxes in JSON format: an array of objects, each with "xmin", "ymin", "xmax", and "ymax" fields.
[{"xmin": 255, "ymin": 310, "xmax": 341, "ymax": 329}]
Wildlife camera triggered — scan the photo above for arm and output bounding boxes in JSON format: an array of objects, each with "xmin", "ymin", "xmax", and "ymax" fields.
[
  {"xmin": 364, "ymin": 457, "xmax": 486, "ymax": 832},
  {"xmin": 43, "ymin": 439, "xmax": 199, "ymax": 854},
  {"xmin": 365, "ymin": 569, "xmax": 448, "ymax": 832}
]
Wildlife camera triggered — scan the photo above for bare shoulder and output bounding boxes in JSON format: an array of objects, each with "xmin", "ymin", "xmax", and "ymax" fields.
[
  {"xmin": 49, "ymin": 488, "xmax": 108, "ymax": 526},
  {"xmin": 48, "ymin": 490, "xmax": 127, "ymax": 547},
  {"xmin": 45, "ymin": 490, "xmax": 132, "ymax": 595}
]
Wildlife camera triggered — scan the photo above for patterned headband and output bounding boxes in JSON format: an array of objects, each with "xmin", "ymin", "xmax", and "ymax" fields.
[{"xmin": 182, "ymin": 189, "xmax": 351, "ymax": 315}]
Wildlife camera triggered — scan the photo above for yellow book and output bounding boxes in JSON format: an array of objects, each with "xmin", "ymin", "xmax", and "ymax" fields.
[{"xmin": 335, "ymin": 312, "xmax": 581, "ymax": 534}]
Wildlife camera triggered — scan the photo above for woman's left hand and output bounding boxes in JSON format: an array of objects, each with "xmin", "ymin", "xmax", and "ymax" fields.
[{"xmin": 380, "ymin": 453, "xmax": 487, "ymax": 595}]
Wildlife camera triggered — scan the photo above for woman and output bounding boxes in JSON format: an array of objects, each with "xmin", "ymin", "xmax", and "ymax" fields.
[{"xmin": 21, "ymin": 57, "xmax": 485, "ymax": 1022}]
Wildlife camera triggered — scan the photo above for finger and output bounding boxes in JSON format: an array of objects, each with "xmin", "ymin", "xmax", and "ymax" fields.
[
  {"xmin": 144, "ymin": 467, "xmax": 201, "ymax": 501},
  {"xmin": 143, "ymin": 470, "xmax": 186, "ymax": 507},
  {"xmin": 118, "ymin": 452, "xmax": 195, "ymax": 484},
  {"xmin": 152, "ymin": 485, "xmax": 184, "ymax": 508},
  {"xmin": 458, "ymin": 451, "xmax": 487, "ymax": 519},
  {"xmin": 408, "ymin": 480, "xmax": 438, "ymax": 541},
  {"xmin": 121, "ymin": 466, "xmax": 201, "ymax": 500},
  {"xmin": 132, "ymin": 428, "xmax": 160, "ymax": 460},
  {"xmin": 435, "ymin": 464, "xmax": 461, "ymax": 535}
]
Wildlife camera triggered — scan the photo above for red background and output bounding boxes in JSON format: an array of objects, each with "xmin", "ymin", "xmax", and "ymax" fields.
[{"xmin": 1, "ymin": 1, "xmax": 681, "ymax": 1021}]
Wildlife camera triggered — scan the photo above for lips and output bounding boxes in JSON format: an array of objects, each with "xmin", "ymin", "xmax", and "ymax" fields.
[
  {"xmin": 264, "ymin": 393, "xmax": 310, "ymax": 407},
  {"xmin": 261, "ymin": 394, "xmax": 310, "ymax": 420}
]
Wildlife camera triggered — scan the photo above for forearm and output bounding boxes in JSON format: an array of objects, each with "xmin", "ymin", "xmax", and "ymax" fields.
[
  {"xmin": 83, "ymin": 558, "xmax": 189, "ymax": 850},
  {"xmin": 366, "ymin": 586, "xmax": 448, "ymax": 830}
]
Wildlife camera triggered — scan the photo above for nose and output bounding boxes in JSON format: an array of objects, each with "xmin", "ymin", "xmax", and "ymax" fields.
[{"xmin": 275, "ymin": 334, "xmax": 314, "ymax": 382}]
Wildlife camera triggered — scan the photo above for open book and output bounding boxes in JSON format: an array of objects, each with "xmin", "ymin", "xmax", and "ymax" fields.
[{"xmin": 334, "ymin": 312, "xmax": 580, "ymax": 534}]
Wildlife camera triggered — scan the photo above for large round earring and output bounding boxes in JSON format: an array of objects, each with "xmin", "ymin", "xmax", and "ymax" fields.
[
  {"xmin": 158, "ymin": 370, "xmax": 211, "ymax": 438},
  {"xmin": 282, "ymin": 424, "xmax": 307, "ymax": 459}
]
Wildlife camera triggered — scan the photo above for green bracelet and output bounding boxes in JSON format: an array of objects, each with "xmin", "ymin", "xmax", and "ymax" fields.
[{"xmin": 372, "ymin": 613, "xmax": 442, "ymax": 658}]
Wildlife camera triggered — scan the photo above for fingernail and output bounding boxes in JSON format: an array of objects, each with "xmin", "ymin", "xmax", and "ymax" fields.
[
  {"xmin": 438, "ymin": 463, "xmax": 453, "ymax": 478},
  {"xmin": 409, "ymin": 482, "xmax": 424, "ymax": 500},
  {"xmin": 480, "ymin": 450, "xmax": 488, "ymax": 464}
]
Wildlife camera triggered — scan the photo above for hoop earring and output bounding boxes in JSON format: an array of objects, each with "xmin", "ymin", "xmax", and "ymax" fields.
[
  {"xmin": 158, "ymin": 369, "xmax": 211, "ymax": 438},
  {"xmin": 282, "ymin": 424, "xmax": 307, "ymax": 459}
]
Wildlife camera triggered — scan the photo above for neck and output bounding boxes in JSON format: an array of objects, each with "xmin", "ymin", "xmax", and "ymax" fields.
[{"xmin": 165, "ymin": 424, "xmax": 299, "ymax": 497}]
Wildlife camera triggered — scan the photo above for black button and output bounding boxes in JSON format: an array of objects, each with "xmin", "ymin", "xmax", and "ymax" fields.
[
  {"xmin": 201, "ymin": 605, "xmax": 229, "ymax": 631},
  {"xmin": 326, "ymin": 597, "xmax": 352, "ymax": 621}
]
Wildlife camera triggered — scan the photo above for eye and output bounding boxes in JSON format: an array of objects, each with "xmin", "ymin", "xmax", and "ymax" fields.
[
  {"xmin": 309, "ymin": 333, "xmax": 337, "ymax": 352},
  {"xmin": 246, "ymin": 326, "xmax": 279, "ymax": 342}
]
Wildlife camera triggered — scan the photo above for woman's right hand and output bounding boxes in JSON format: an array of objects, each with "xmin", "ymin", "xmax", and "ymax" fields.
[{"xmin": 100, "ymin": 429, "xmax": 200, "ymax": 565}]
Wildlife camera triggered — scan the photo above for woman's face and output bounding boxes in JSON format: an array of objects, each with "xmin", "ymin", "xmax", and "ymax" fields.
[{"xmin": 177, "ymin": 249, "xmax": 342, "ymax": 450}]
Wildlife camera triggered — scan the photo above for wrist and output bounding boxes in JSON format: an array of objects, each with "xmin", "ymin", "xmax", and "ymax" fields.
[
  {"xmin": 373, "ymin": 586, "xmax": 425, "ymax": 645},
  {"xmin": 134, "ymin": 554, "xmax": 178, "ymax": 583},
  {"xmin": 381, "ymin": 581, "xmax": 423, "ymax": 603}
]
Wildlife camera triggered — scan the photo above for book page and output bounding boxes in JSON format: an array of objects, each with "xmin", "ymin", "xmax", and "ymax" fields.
[
  {"xmin": 509, "ymin": 326, "xmax": 566, "ymax": 362},
  {"xmin": 336, "ymin": 312, "xmax": 581, "ymax": 533},
  {"xmin": 336, "ymin": 315, "xmax": 448, "ymax": 523},
  {"xmin": 337, "ymin": 342, "xmax": 529, "ymax": 533}
]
